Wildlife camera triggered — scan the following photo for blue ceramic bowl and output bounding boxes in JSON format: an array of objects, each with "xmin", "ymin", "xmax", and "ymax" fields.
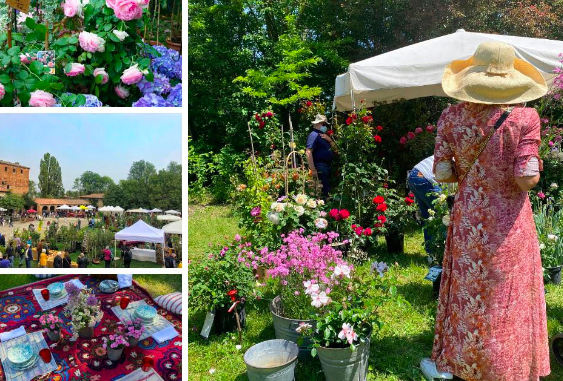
[
  {"xmin": 47, "ymin": 282, "xmax": 64, "ymax": 296},
  {"xmin": 7, "ymin": 343, "xmax": 33, "ymax": 366},
  {"xmin": 135, "ymin": 305, "xmax": 157, "ymax": 321}
]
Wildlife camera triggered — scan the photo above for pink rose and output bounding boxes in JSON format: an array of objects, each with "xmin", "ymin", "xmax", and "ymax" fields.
[
  {"xmin": 399, "ymin": 136, "xmax": 407, "ymax": 145},
  {"xmin": 93, "ymin": 68, "xmax": 109, "ymax": 84},
  {"xmin": 115, "ymin": 85, "xmax": 130, "ymax": 99},
  {"xmin": 20, "ymin": 54, "xmax": 30, "ymax": 64},
  {"xmin": 79, "ymin": 31, "xmax": 105, "ymax": 53},
  {"xmin": 407, "ymin": 131, "xmax": 415, "ymax": 140},
  {"xmin": 137, "ymin": 0, "xmax": 150, "ymax": 9},
  {"xmin": 112, "ymin": 0, "xmax": 143, "ymax": 21},
  {"xmin": 415, "ymin": 127, "xmax": 423, "ymax": 134},
  {"xmin": 65, "ymin": 63, "xmax": 85, "ymax": 77},
  {"xmin": 0, "ymin": 83, "xmax": 4, "ymax": 101},
  {"xmin": 426, "ymin": 125, "xmax": 434, "ymax": 132},
  {"xmin": 106, "ymin": 0, "xmax": 117, "ymax": 8},
  {"xmin": 61, "ymin": 0, "xmax": 82, "ymax": 17},
  {"xmin": 29, "ymin": 90, "xmax": 56, "ymax": 107},
  {"xmin": 121, "ymin": 64, "xmax": 143, "ymax": 85}
]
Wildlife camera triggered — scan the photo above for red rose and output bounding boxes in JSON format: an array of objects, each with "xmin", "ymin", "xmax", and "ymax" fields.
[
  {"xmin": 362, "ymin": 116, "xmax": 371, "ymax": 123},
  {"xmin": 374, "ymin": 135, "xmax": 382, "ymax": 143},
  {"xmin": 405, "ymin": 197, "xmax": 414, "ymax": 205},
  {"xmin": 426, "ymin": 125, "xmax": 434, "ymax": 132},
  {"xmin": 415, "ymin": 127, "xmax": 423, "ymax": 134},
  {"xmin": 270, "ymin": 144, "xmax": 276, "ymax": 149},
  {"xmin": 266, "ymin": 111, "xmax": 274, "ymax": 118},
  {"xmin": 346, "ymin": 117, "xmax": 353, "ymax": 125},
  {"xmin": 329, "ymin": 209, "xmax": 340, "ymax": 220},
  {"xmin": 351, "ymin": 224, "xmax": 357, "ymax": 229},
  {"xmin": 373, "ymin": 196, "xmax": 385, "ymax": 204},
  {"xmin": 377, "ymin": 215, "xmax": 387, "ymax": 223},
  {"xmin": 306, "ymin": 101, "xmax": 312, "ymax": 107},
  {"xmin": 227, "ymin": 289, "xmax": 238, "ymax": 302},
  {"xmin": 374, "ymin": 222, "xmax": 383, "ymax": 228},
  {"xmin": 376, "ymin": 203, "xmax": 387, "ymax": 212},
  {"xmin": 262, "ymin": 112, "xmax": 267, "ymax": 117},
  {"xmin": 255, "ymin": 114, "xmax": 261, "ymax": 121},
  {"xmin": 259, "ymin": 121, "xmax": 265, "ymax": 129},
  {"xmin": 298, "ymin": 108, "xmax": 303, "ymax": 113},
  {"xmin": 383, "ymin": 183, "xmax": 388, "ymax": 188},
  {"xmin": 327, "ymin": 130, "xmax": 334, "ymax": 136},
  {"xmin": 355, "ymin": 227, "xmax": 363, "ymax": 235},
  {"xmin": 407, "ymin": 132, "xmax": 415, "ymax": 140},
  {"xmin": 376, "ymin": 125, "xmax": 383, "ymax": 131},
  {"xmin": 408, "ymin": 192, "xmax": 414, "ymax": 198},
  {"xmin": 364, "ymin": 227, "xmax": 372, "ymax": 236},
  {"xmin": 351, "ymin": 113, "xmax": 357, "ymax": 119},
  {"xmin": 339, "ymin": 209, "xmax": 350, "ymax": 219}
]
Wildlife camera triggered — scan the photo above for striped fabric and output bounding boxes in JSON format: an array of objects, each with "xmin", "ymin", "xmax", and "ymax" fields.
[
  {"xmin": 117, "ymin": 367, "xmax": 165, "ymax": 381},
  {"xmin": 154, "ymin": 292, "xmax": 182, "ymax": 315},
  {"xmin": 111, "ymin": 300, "xmax": 175, "ymax": 341},
  {"xmin": 0, "ymin": 331, "xmax": 57, "ymax": 381}
]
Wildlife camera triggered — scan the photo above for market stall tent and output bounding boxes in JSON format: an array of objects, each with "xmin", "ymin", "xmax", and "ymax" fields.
[
  {"xmin": 114, "ymin": 220, "xmax": 165, "ymax": 263},
  {"xmin": 157, "ymin": 215, "xmax": 181, "ymax": 222},
  {"xmin": 162, "ymin": 220, "xmax": 182, "ymax": 235},
  {"xmin": 333, "ymin": 29, "xmax": 563, "ymax": 111},
  {"xmin": 165, "ymin": 210, "xmax": 181, "ymax": 215}
]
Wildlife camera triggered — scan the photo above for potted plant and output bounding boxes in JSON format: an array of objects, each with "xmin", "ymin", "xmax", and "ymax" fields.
[
  {"xmin": 188, "ymin": 235, "xmax": 260, "ymax": 334},
  {"xmin": 245, "ymin": 229, "xmax": 349, "ymax": 356},
  {"xmin": 123, "ymin": 318, "xmax": 145, "ymax": 347},
  {"xmin": 63, "ymin": 283, "xmax": 103, "ymax": 340},
  {"xmin": 379, "ymin": 187, "xmax": 418, "ymax": 253},
  {"xmin": 103, "ymin": 327, "xmax": 130, "ymax": 361},
  {"xmin": 39, "ymin": 312, "xmax": 64, "ymax": 342},
  {"xmin": 535, "ymin": 203, "xmax": 563, "ymax": 284},
  {"xmin": 298, "ymin": 261, "xmax": 401, "ymax": 381}
]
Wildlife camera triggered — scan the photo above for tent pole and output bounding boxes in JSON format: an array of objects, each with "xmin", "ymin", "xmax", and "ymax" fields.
[
  {"xmin": 114, "ymin": 239, "xmax": 116, "ymax": 268},
  {"xmin": 350, "ymin": 89, "xmax": 356, "ymax": 112}
]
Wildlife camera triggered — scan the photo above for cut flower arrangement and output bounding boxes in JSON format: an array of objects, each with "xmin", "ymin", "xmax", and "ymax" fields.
[{"xmin": 63, "ymin": 282, "xmax": 103, "ymax": 336}]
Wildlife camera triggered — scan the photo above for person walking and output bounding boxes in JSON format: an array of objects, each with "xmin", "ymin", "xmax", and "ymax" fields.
[
  {"xmin": 39, "ymin": 249, "xmax": 47, "ymax": 268},
  {"xmin": 53, "ymin": 253, "xmax": 63, "ymax": 268},
  {"xmin": 421, "ymin": 42, "xmax": 550, "ymax": 381},
  {"xmin": 25, "ymin": 245, "xmax": 32, "ymax": 268},
  {"xmin": 306, "ymin": 114, "xmax": 338, "ymax": 198},
  {"xmin": 17, "ymin": 245, "xmax": 25, "ymax": 267},
  {"xmin": 6, "ymin": 243, "xmax": 14, "ymax": 268},
  {"xmin": 122, "ymin": 245, "xmax": 132, "ymax": 268},
  {"xmin": 103, "ymin": 246, "xmax": 112, "ymax": 268}
]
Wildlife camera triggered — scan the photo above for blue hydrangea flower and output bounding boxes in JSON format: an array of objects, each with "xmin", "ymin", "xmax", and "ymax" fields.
[
  {"xmin": 132, "ymin": 93, "xmax": 171, "ymax": 107},
  {"xmin": 147, "ymin": 45, "xmax": 182, "ymax": 80},
  {"xmin": 166, "ymin": 83, "xmax": 182, "ymax": 107},
  {"xmin": 136, "ymin": 73, "xmax": 171, "ymax": 96}
]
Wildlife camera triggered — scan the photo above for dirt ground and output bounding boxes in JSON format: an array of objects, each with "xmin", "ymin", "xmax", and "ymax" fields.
[{"xmin": 0, "ymin": 217, "xmax": 87, "ymax": 240}]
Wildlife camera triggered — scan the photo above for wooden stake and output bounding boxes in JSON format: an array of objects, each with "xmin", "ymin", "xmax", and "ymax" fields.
[
  {"xmin": 45, "ymin": 21, "xmax": 49, "ymax": 50},
  {"xmin": 288, "ymin": 116, "xmax": 296, "ymax": 169},
  {"xmin": 247, "ymin": 122, "xmax": 257, "ymax": 174}
]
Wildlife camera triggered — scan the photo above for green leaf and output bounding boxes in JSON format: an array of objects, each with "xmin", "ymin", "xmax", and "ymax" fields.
[
  {"xmin": 18, "ymin": 71, "xmax": 29, "ymax": 80},
  {"xmin": 94, "ymin": 74, "xmax": 104, "ymax": 84},
  {"xmin": 109, "ymin": 33, "xmax": 121, "ymax": 42},
  {"xmin": 19, "ymin": 91, "xmax": 31, "ymax": 105},
  {"xmin": 311, "ymin": 347, "xmax": 317, "ymax": 357},
  {"xmin": 0, "ymin": 74, "xmax": 10, "ymax": 84},
  {"xmin": 1, "ymin": 55, "xmax": 10, "ymax": 66},
  {"xmin": 25, "ymin": 17, "xmax": 37, "ymax": 30},
  {"xmin": 30, "ymin": 61, "xmax": 44, "ymax": 75},
  {"xmin": 55, "ymin": 37, "xmax": 69, "ymax": 46},
  {"xmin": 35, "ymin": 24, "xmax": 48, "ymax": 34},
  {"xmin": 8, "ymin": 46, "xmax": 21, "ymax": 56},
  {"xmin": 13, "ymin": 80, "xmax": 24, "ymax": 90},
  {"xmin": 138, "ymin": 58, "xmax": 150, "ymax": 68},
  {"xmin": 68, "ymin": 36, "xmax": 79, "ymax": 44},
  {"xmin": 94, "ymin": 86, "xmax": 100, "ymax": 98},
  {"xmin": 75, "ymin": 94, "xmax": 87, "ymax": 106},
  {"xmin": 103, "ymin": 24, "xmax": 113, "ymax": 32}
]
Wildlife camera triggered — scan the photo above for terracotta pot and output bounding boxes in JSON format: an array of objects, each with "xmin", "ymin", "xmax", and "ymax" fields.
[
  {"xmin": 166, "ymin": 39, "xmax": 181, "ymax": 52},
  {"xmin": 78, "ymin": 326, "xmax": 94, "ymax": 340},
  {"xmin": 148, "ymin": 40, "xmax": 164, "ymax": 47}
]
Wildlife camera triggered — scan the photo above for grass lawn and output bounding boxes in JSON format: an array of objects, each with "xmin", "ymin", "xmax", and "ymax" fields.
[
  {"xmin": 188, "ymin": 205, "xmax": 563, "ymax": 381},
  {"xmin": 0, "ymin": 274, "xmax": 181, "ymax": 298}
]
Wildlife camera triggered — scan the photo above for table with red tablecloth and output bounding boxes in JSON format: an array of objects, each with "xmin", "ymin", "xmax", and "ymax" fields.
[{"xmin": 0, "ymin": 275, "xmax": 182, "ymax": 381}]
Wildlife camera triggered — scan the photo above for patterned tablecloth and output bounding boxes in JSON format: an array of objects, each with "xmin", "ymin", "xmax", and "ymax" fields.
[
  {"xmin": 0, "ymin": 275, "xmax": 182, "ymax": 381},
  {"xmin": 111, "ymin": 301, "xmax": 177, "ymax": 341}
]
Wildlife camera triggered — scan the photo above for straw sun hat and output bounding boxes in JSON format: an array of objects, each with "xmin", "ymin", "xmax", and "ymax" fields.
[
  {"xmin": 442, "ymin": 41, "xmax": 548, "ymax": 104},
  {"xmin": 311, "ymin": 114, "xmax": 328, "ymax": 125}
]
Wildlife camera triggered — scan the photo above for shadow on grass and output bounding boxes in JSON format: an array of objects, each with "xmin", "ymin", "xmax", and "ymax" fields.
[{"xmin": 396, "ymin": 280, "xmax": 437, "ymax": 310}]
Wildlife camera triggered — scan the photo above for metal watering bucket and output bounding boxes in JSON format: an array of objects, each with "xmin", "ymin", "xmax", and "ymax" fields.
[
  {"xmin": 244, "ymin": 339, "xmax": 299, "ymax": 381},
  {"xmin": 317, "ymin": 337, "xmax": 371, "ymax": 381}
]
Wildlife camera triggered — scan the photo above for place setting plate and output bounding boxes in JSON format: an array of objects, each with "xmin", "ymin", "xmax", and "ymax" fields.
[
  {"xmin": 7, "ymin": 343, "xmax": 38, "ymax": 371},
  {"xmin": 134, "ymin": 305, "xmax": 158, "ymax": 325},
  {"xmin": 47, "ymin": 282, "xmax": 68, "ymax": 300},
  {"xmin": 99, "ymin": 280, "xmax": 119, "ymax": 294}
]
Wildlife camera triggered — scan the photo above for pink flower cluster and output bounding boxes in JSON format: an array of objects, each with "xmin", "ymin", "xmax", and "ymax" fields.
[
  {"xmin": 304, "ymin": 280, "xmax": 331, "ymax": 308},
  {"xmin": 39, "ymin": 313, "xmax": 63, "ymax": 331},
  {"xmin": 124, "ymin": 319, "xmax": 145, "ymax": 339},
  {"xmin": 338, "ymin": 323, "xmax": 358, "ymax": 345},
  {"xmin": 399, "ymin": 125, "xmax": 435, "ymax": 145},
  {"xmin": 79, "ymin": 31, "xmax": 105, "ymax": 53},
  {"xmin": 106, "ymin": 0, "xmax": 149, "ymax": 21},
  {"xmin": 103, "ymin": 329, "xmax": 130, "ymax": 349}
]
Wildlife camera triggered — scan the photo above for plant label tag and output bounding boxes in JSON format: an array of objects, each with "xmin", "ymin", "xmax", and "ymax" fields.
[
  {"xmin": 200, "ymin": 310, "xmax": 215, "ymax": 339},
  {"xmin": 425, "ymin": 266, "xmax": 442, "ymax": 282},
  {"xmin": 37, "ymin": 51, "xmax": 56, "ymax": 74},
  {"xmin": 7, "ymin": 0, "xmax": 30, "ymax": 13}
]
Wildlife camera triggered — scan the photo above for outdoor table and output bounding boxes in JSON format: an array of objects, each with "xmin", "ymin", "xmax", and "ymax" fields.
[
  {"xmin": 32, "ymin": 248, "xmax": 38, "ymax": 261},
  {"xmin": 0, "ymin": 275, "xmax": 181, "ymax": 381},
  {"xmin": 131, "ymin": 248, "xmax": 157, "ymax": 262}
]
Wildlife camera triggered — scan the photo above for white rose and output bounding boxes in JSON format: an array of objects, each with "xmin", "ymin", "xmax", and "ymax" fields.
[
  {"xmin": 295, "ymin": 194, "xmax": 308, "ymax": 205},
  {"xmin": 551, "ymin": 183, "xmax": 558, "ymax": 189},
  {"xmin": 294, "ymin": 205, "xmax": 305, "ymax": 216},
  {"xmin": 113, "ymin": 30, "xmax": 129, "ymax": 41},
  {"xmin": 267, "ymin": 212, "xmax": 280, "ymax": 225},
  {"xmin": 548, "ymin": 234, "xmax": 558, "ymax": 241},
  {"xmin": 314, "ymin": 218, "xmax": 328, "ymax": 229},
  {"xmin": 428, "ymin": 216, "xmax": 434, "ymax": 221},
  {"xmin": 307, "ymin": 199, "xmax": 317, "ymax": 209},
  {"xmin": 540, "ymin": 243, "xmax": 546, "ymax": 250},
  {"xmin": 428, "ymin": 209, "xmax": 436, "ymax": 216},
  {"xmin": 438, "ymin": 194, "xmax": 447, "ymax": 203},
  {"xmin": 317, "ymin": 199, "xmax": 325, "ymax": 207},
  {"xmin": 270, "ymin": 202, "xmax": 286, "ymax": 213},
  {"xmin": 442, "ymin": 215, "xmax": 450, "ymax": 226}
]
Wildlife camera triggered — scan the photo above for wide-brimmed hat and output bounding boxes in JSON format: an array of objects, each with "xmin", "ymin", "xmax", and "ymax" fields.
[
  {"xmin": 311, "ymin": 114, "xmax": 328, "ymax": 125},
  {"xmin": 442, "ymin": 42, "xmax": 547, "ymax": 104}
]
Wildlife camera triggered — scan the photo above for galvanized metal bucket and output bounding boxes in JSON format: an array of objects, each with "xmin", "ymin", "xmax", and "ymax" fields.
[
  {"xmin": 317, "ymin": 338, "xmax": 371, "ymax": 381},
  {"xmin": 270, "ymin": 296, "xmax": 316, "ymax": 358},
  {"xmin": 244, "ymin": 339, "xmax": 299, "ymax": 381}
]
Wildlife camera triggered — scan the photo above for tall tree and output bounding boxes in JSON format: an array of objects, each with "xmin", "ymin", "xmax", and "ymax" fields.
[
  {"xmin": 149, "ymin": 162, "xmax": 182, "ymax": 211},
  {"xmin": 38, "ymin": 153, "xmax": 64, "ymax": 198},
  {"xmin": 128, "ymin": 160, "xmax": 157, "ymax": 186},
  {"xmin": 0, "ymin": 192, "xmax": 25, "ymax": 211},
  {"xmin": 73, "ymin": 171, "xmax": 115, "ymax": 195}
]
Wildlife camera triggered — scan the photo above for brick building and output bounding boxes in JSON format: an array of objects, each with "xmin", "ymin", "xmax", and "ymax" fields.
[
  {"xmin": 0, "ymin": 160, "xmax": 30, "ymax": 195},
  {"xmin": 34, "ymin": 198, "xmax": 87, "ymax": 214},
  {"xmin": 80, "ymin": 193, "xmax": 105, "ymax": 207}
]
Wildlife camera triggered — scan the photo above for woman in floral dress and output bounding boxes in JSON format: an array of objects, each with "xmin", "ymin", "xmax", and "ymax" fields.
[{"xmin": 421, "ymin": 42, "xmax": 551, "ymax": 381}]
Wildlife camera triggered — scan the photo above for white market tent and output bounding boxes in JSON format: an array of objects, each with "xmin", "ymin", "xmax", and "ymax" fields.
[
  {"xmin": 70, "ymin": 206, "xmax": 81, "ymax": 211},
  {"xmin": 87, "ymin": 205, "xmax": 96, "ymax": 210},
  {"xmin": 0, "ymin": 207, "xmax": 6, "ymax": 212},
  {"xmin": 157, "ymin": 214, "xmax": 181, "ymax": 222},
  {"xmin": 127, "ymin": 208, "xmax": 149, "ymax": 213},
  {"xmin": 165, "ymin": 210, "xmax": 181, "ymax": 215},
  {"xmin": 333, "ymin": 29, "xmax": 563, "ymax": 111},
  {"xmin": 113, "ymin": 206, "xmax": 124, "ymax": 213},
  {"xmin": 150, "ymin": 208, "xmax": 163, "ymax": 213},
  {"xmin": 56, "ymin": 205, "xmax": 70, "ymax": 210},
  {"xmin": 114, "ymin": 220, "xmax": 165, "ymax": 263},
  {"xmin": 162, "ymin": 220, "xmax": 182, "ymax": 235}
]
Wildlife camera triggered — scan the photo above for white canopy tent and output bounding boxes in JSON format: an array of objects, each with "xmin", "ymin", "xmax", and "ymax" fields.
[
  {"xmin": 113, "ymin": 206, "xmax": 124, "ymax": 213},
  {"xmin": 127, "ymin": 208, "xmax": 149, "ymax": 213},
  {"xmin": 157, "ymin": 214, "xmax": 181, "ymax": 222},
  {"xmin": 333, "ymin": 29, "xmax": 563, "ymax": 111},
  {"xmin": 114, "ymin": 220, "xmax": 165, "ymax": 263},
  {"xmin": 0, "ymin": 207, "xmax": 6, "ymax": 212},
  {"xmin": 70, "ymin": 206, "xmax": 81, "ymax": 211},
  {"xmin": 86, "ymin": 205, "xmax": 96, "ymax": 210},
  {"xmin": 165, "ymin": 210, "xmax": 181, "ymax": 215},
  {"xmin": 56, "ymin": 205, "xmax": 70, "ymax": 210},
  {"xmin": 162, "ymin": 220, "xmax": 182, "ymax": 235},
  {"xmin": 150, "ymin": 208, "xmax": 163, "ymax": 213}
]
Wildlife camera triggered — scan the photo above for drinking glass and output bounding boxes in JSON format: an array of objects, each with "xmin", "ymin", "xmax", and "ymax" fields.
[
  {"xmin": 39, "ymin": 348, "xmax": 52, "ymax": 363},
  {"xmin": 120, "ymin": 296, "xmax": 131, "ymax": 310},
  {"xmin": 141, "ymin": 357, "xmax": 154, "ymax": 372},
  {"xmin": 41, "ymin": 289, "xmax": 50, "ymax": 301}
]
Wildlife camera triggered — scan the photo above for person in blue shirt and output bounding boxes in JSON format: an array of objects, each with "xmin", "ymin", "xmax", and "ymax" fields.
[
  {"xmin": 0, "ymin": 254, "xmax": 10, "ymax": 268},
  {"xmin": 306, "ymin": 114, "xmax": 338, "ymax": 198}
]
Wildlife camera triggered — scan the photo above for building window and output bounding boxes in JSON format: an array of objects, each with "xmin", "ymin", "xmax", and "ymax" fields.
[
  {"xmin": 12, "ymin": 168, "xmax": 15, "ymax": 173},
  {"xmin": 4, "ymin": 167, "xmax": 6, "ymax": 171},
  {"xmin": 6, "ymin": 185, "xmax": 9, "ymax": 189},
  {"xmin": 20, "ymin": 169, "xmax": 23, "ymax": 174}
]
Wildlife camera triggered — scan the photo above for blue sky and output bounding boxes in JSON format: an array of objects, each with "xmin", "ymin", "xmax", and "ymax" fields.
[{"xmin": 0, "ymin": 114, "xmax": 182, "ymax": 190}]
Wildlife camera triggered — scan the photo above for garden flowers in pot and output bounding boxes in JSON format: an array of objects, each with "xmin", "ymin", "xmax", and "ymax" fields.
[
  {"xmin": 297, "ymin": 261, "xmax": 401, "ymax": 381},
  {"xmin": 188, "ymin": 234, "xmax": 261, "ymax": 334},
  {"xmin": 103, "ymin": 326, "xmax": 130, "ymax": 361},
  {"xmin": 123, "ymin": 318, "xmax": 145, "ymax": 347},
  {"xmin": 534, "ymin": 203, "xmax": 563, "ymax": 284},
  {"xmin": 63, "ymin": 283, "xmax": 103, "ymax": 340},
  {"xmin": 39, "ymin": 312, "xmax": 64, "ymax": 342}
]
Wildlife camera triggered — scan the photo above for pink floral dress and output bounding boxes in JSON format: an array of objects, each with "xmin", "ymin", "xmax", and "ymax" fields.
[{"xmin": 431, "ymin": 102, "xmax": 550, "ymax": 381}]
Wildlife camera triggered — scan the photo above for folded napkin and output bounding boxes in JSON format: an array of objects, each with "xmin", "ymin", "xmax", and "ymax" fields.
[
  {"xmin": 152, "ymin": 326, "xmax": 178, "ymax": 344},
  {"xmin": 0, "ymin": 326, "xmax": 26, "ymax": 342},
  {"xmin": 69, "ymin": 278, "xmax": 85, "ymax": 289},
  {"xmin": 118, "ymin": 274, "xmax": 133, "ymax": 289}
]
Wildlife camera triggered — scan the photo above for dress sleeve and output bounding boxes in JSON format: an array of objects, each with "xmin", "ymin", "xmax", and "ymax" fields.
[
  {"xmin": 514, "ymin": 109, "xmax": 543, "ymax": 177},
  {"xmin": 433, "ymin": 109, "xmax": 455, "ymax": 181}
]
